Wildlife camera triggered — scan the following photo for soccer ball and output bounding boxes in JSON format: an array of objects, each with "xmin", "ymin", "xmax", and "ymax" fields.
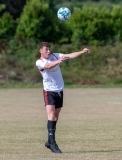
[{"xmin": 57, "ymin": 7, "xmax": 71, "ymax": 21}]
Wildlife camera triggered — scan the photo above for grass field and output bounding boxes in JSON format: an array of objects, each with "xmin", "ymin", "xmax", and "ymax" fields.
[{"xmin": 0, "ymin": 88, "xmax": 122, "ymax": 160}]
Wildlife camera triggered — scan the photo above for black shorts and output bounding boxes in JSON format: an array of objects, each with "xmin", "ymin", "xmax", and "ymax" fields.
[{"xmin": 43, "ymin": 90, "xmax": 63, "ymax": 108}]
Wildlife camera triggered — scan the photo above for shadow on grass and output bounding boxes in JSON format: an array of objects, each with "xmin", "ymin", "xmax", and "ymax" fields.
[{"xmin": 65, "ymin": 150, "xmax": 122, "ymax": 153}]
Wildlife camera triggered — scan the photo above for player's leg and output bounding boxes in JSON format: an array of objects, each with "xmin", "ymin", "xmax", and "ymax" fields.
[
  {"xmin": 43, "ymin": 90, "xmax": 63, "ymax": 153},
  {"xmin": 45, "ymin": 105, "xmax": 62, "ymax": 153},
  {"xmin": 46, "ymin": 105, "xmax": 61, "ymax": 121},
  {"xmin": 55, "ymin": 107, "xmax": 61, "ymax": 120},
  {"xmin": 46, "ymin": 91, "xmax": 63, "ymax": 145},
  {"xmin": 46, "ymin": 105, "xmax": 61, "ymax": 144}
]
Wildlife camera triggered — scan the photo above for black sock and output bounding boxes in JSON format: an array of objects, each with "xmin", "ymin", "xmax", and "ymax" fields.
[{"xmin": 47, "ymin": 120, "xmax": 57, "ymax": 144}]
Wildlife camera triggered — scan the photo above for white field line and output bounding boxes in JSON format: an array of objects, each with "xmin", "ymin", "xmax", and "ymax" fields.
[{"xmin": 107, "ymin": 102, "xmax": 122, "ymax": 105}]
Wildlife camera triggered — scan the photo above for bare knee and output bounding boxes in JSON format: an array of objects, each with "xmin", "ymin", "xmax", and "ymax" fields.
[{"xmin": 48, "ymin": 114, "xmax": 58, "ymax": 121}]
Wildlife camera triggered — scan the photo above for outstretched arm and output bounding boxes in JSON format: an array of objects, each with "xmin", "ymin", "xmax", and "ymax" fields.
[
  {"xmin": 44, "ymin": 48, "xmax": 90, "ymax": 69},
  {"xmin": 62, "ymin": 48, "xmax": 90, "ymax": 60}
]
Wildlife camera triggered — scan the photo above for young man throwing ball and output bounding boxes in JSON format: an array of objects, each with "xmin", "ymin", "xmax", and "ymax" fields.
[{"xmin": 36, "ymin": 42, "xmax": 90, "ymax": 153}]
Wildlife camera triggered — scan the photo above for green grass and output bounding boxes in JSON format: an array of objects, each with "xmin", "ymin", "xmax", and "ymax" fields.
[
  {"xmin": 0, "ymin": 88, "xmax": 122, "ymax": 159},
  {"xmin": 0, "ymin": 81, "xmax": 122, "ymax": 89}
]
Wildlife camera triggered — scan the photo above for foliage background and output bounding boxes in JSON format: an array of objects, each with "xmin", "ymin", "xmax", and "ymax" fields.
[{"xmin": 0, "ymin": 0, "xmax": 122, "ymax": 87}]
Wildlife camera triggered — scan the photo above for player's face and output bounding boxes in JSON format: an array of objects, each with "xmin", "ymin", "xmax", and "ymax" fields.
[{"xmin": 40, "ymin": 46, "xmax": 50, "ymax": 59}]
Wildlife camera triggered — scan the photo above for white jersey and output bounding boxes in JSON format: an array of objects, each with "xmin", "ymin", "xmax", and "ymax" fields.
[{"xmin": 36, "ymin": 53, "xmax": 64, "ymax": 92}]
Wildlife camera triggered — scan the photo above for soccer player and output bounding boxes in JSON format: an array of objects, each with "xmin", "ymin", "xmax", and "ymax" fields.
[{"xmin": 36, "ymin": 42, "xmax": 90, "ymax": 153}]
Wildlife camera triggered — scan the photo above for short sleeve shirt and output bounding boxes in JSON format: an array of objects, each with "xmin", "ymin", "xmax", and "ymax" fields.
[{"xmin": 36, "ymin": 53, "xmax": 64, "ymax": 92}]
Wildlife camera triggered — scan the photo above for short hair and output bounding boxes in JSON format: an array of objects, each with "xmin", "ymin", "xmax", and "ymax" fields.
[{"xmin": 39, "ymin": 42, "xmax": 51, "ymax": 49}]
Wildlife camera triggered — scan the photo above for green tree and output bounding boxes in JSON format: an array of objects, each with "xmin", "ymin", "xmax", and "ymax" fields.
[
  {"xmin": 0, "ymin": 4, "xmax": 15, "ymax": 40},
  {"xmin": 16, "ymin": 0, "xmax": 61, "ymax": 42},
  {"xmin": 67, "ymin": 6, "xmax": 121, "ymax": 45},
  {"xmin": 111, "ymin": 5, "xmax": 122, "ymax": 41},
  {"xmin": 0, "ymin": 3, "xmax": 6, "ymax": 12}
]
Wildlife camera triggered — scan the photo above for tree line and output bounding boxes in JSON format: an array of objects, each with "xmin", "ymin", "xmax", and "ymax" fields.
[{"xmin": 0, "ymin": 0, "xmax": 122, "ymax": 46}]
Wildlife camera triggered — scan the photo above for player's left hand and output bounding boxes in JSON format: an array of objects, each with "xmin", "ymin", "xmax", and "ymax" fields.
[{"xmin": 82, "ymin": 48, "xmax": 90, "ymax": 53}]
